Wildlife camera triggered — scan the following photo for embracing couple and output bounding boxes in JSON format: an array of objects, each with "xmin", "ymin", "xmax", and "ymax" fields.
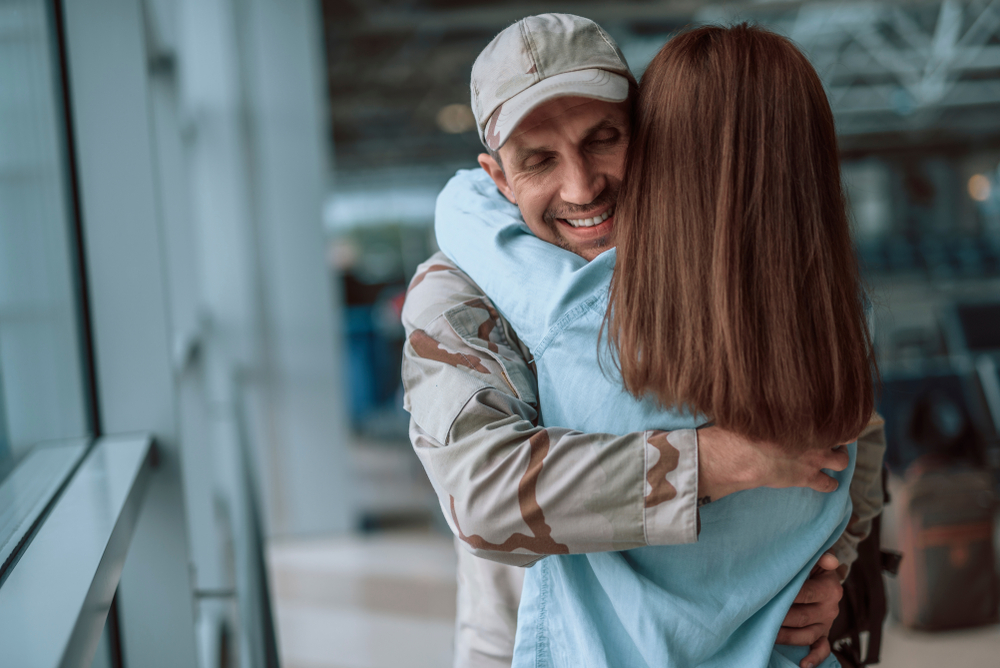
[{"xmin": 402, "ymin": 14, "xmax": 886, "ymax": 668}]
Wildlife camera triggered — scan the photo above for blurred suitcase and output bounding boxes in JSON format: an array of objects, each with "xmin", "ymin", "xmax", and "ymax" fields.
[
  {"xmin": 877, "ymin": 368, "xmax": 987, "ymax": 473},
  {"xmin": 893, "ymin": 460, "xmax": 999, "ymax": 630}
]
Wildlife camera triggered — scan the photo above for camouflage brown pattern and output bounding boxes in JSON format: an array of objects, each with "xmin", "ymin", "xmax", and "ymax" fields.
[
  {"xmin": 450, "ymin": 431, "xmax": 570, "ymax": 555},
  {"xmin": 401, "ymin": 252, "xmax": 886, "ymax": 668},
  {"xmin": 407, "ymin": 263, "xmax": 452, "ymax": 294},
  {"xmin": 402, "ymin": 253, "xmax": 698, "ymax": 567},
  {"xmin": 409, "ymin": 329, "xmax": 491, "ymax": 374},
  {"xmin": 645, "ymin": 430, "xmax": 680, "ymax": 508}
]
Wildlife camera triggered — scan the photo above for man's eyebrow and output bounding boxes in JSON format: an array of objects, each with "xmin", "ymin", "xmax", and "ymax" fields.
[{"xmin": 512, "ymin": 117, "xmax": 628, "ymax": 166}]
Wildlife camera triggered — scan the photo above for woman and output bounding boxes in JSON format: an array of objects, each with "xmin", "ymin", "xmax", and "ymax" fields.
[
  {"xmin": 607, "ymin": 25, "xmax": 875, "ymax": 455},
  {"xmin": 436, "ymin": 24, "xmax": 876, "ymax": 668}
]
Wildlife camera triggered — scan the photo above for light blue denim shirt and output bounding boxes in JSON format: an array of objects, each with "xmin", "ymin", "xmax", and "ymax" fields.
[{"xmin": 436, "ymin": 168, "xmax": 853, "ymax": 668}]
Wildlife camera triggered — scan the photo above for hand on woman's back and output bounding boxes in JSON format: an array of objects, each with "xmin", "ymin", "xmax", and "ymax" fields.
[{"xmin": 698, "ymin": 426, "xmax": 853, "ymax": 501}]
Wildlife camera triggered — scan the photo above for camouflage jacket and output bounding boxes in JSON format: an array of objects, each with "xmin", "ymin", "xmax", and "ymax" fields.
[{"xmin": 402, "ymin": 252, "xmax": 887, "ymax": 570}]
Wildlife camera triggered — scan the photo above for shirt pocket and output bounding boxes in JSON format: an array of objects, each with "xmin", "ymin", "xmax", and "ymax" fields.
[{"xmin": 444, "ymin": 300, "xmax": 538, "ymax": 409}]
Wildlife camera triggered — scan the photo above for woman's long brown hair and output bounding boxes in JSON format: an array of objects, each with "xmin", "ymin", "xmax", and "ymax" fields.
[{"xmin": 607, "ymin": 24, "xmax": 877, "ymax": 451}]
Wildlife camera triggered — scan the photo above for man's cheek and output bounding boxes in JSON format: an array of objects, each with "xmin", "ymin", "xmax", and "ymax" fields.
[
  {"xmin": 524, "ymin": 207, "xmax": 562, "ymax": 243},
  {"xmin": 607, "ymin": 149, "xmax": 628, "ymax": 180}
]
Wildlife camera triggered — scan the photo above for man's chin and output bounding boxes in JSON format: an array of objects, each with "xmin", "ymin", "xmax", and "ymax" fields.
[{"xmin": 573, "ymin": 237, "xmax": 612, "ymax": 261}]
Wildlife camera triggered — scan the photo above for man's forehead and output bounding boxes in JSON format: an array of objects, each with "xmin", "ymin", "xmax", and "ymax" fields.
[{"xmin": 510, "ymin": 97, "xmax": 628, "ymax": 140}]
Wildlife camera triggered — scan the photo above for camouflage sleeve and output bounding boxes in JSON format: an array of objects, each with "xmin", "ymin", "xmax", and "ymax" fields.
[
  {"xmin": 402, "ymin": 253, "xmax": 699, "ymax": 567},
  {"xmin": 828, "ymin": 414, "xmax": 887, "ymax": 578}
]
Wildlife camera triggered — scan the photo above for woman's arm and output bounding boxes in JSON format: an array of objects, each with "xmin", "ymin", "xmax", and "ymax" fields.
[
  {"xmin": 435, "ymin": 168, "xmax": 610, "ymax": 351},
  {"xmin": 402, "ymin": 254, "xmax": 700, "ymax": 565}
]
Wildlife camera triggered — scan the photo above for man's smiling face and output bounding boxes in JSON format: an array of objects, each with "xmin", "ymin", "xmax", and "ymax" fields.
[{"xmin": 478, "ymin": 96, "xmax": 631, "ymax": 261}]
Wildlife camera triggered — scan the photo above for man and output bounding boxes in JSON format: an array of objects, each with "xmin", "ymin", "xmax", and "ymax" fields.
[{"xmin": 401, "ymin": 13, "xmax": 886, "ymax": 668}]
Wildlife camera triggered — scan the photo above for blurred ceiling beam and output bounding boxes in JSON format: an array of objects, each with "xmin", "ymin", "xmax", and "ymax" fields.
[
  {"xmin": 785, "ymin": 0, "xmax": 1000, "ymax": 130},
  {"xmin": 352, "ymin": 1, "xmax": 717, "ymax": 33},
  {"xmin": 323, "ymin": 0, "xmax": 1000, "ymax": 172},
  {"xmin": 347, "ymin": 0, "xmax": 957, "ymax": 33}
]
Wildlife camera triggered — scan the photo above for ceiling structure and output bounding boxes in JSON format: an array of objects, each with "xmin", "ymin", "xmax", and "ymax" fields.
[
  {"xmin": 321, "ymin": 0, "xmax": 1000, "ymax": 180},
  {"xmin": 705, "ymin": 0, "xmax": 1000, "ymax": 143}
]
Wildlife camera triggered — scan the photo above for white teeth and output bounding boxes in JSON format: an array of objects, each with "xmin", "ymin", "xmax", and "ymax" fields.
[{"xmin": 565, "ymin": 208, "xmax": 614, "ymax": 228}]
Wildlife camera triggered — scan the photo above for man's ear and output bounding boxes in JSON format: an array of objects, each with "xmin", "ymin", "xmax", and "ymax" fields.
[{"xmin": 477, "ymin": 153, "xmax": 516, "ymax": 204}]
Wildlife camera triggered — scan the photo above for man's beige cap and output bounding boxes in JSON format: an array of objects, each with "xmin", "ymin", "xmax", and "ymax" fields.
[{"xmin": 471, "ymin": 13, "xmax": 635, "ymax": 152}]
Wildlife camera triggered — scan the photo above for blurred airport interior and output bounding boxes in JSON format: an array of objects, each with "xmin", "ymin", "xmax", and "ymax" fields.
[{"xmin": 1, "ymin": 0, "xmax": 1000, "ymax": 667}]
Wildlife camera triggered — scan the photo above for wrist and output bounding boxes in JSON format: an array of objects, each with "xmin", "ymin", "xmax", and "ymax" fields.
[{"xmin": 697, "ymin": 426, "xmax": 752, "ymax": 501}]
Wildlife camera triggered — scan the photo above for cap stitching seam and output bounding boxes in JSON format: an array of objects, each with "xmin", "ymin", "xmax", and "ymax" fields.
[
  {"xmin": 520, "ymin": 19, "xmax": 543, "ymax": 80},
  {"xmin": 596, "ymin": 25, "xmax": 628, "ymax": 73}
]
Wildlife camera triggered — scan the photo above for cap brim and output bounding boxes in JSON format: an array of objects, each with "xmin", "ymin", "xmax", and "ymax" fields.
[{"xmin": 481, "ymin": 69, "xmax": 630, "ymax": 151}]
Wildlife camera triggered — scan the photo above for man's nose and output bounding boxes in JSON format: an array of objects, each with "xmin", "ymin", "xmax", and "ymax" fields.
[{"xmin": 560, "ymin": 153, "xmax": 607, "ymax": 206}]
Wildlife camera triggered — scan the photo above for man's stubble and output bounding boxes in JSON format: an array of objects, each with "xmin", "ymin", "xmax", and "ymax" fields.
[{"xmin": 538, "ymin": 177, "xmax": 621, "ymax": 257}]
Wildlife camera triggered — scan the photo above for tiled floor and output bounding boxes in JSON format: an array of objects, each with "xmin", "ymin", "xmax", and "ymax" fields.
[
  {"xmin": 269, "ymin": 533, "xmax": 1000, "ymax": 668},
  {"xmin": 881, "ymin": 621, "xmax": 1000, "ymax": 668}
]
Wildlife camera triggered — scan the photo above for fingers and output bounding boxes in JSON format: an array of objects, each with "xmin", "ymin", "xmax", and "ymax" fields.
[
  {"xmin": 799, "ymin": 636, "xmax": 831, "ymax": 668},
  {"xmin": 801, "ymin": 447, "xmax": 849, "ymax": 493},
  {"xmin": 816, "ymin": 446, "xmax": 850, "ymax": 472},
  {"xmin": 782, "ymin": 597, "xmax": 841, "ymax": 626},
  {"xmin": 782, "ymin": 602, "xmax": 820, "ymax": 628},
  {"xmin": 792, "ymin": 571, "xmax": 843, "ymax": 605},
  {"xmin": 782, "ymin": 561, "xmax": 841, "ymax": 665},
  {"xmin": 806, "ymin": 471, "xmax": 839, "ymax": 494},
  {"xmin": 775, "ymin": 621, "xmax": 826, "ymax": 646},
  {"xmin": 759, "ymin": 439, "xmax": 848, "ymax": 493},
  {"xmin": 815, "ymin": 553, "xmax": 839, "ymax": 573}
]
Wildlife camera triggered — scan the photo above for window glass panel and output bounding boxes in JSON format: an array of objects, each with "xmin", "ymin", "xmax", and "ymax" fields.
[
  {"xmin": 0, "ymin": 0, "xmax": 91, "ymax": 480},
  {"xmin": 88, "ymin": 592, "xmax": 122, "ymax": 668}
]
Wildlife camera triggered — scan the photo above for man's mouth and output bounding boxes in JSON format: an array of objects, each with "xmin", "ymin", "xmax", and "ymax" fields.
[{"xmin": 560, "ymin": 206, "xmax": 615, "ymax": 228}]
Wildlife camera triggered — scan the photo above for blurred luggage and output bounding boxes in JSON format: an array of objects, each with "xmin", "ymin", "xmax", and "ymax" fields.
[
  {"xmin": 878, "ymin": 368, "xmax": 987, "ymax": 473},
  {"xmin": 891, "ymin": 459, "xmax": 999, "ymax": 631}
]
